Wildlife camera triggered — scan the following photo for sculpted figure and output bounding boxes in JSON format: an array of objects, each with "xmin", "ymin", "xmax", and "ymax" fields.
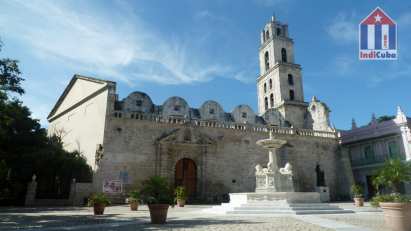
[
  {"xmin": 279, "ymin": 162, "xmax": 293, "ymax": 175},
  {"xmin": 255, "ymin": 164, "xmax": 263, "ymax": 175}
]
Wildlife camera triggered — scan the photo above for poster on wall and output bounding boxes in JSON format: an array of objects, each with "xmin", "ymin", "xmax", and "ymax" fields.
[{"xmin": 103, "ymin": 180, "xmax": 122, "ymax": 193}]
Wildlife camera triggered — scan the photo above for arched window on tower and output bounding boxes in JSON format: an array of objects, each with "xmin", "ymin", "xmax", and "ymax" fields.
[
  {"xmin": 289, "ymin": 90, "xmax": 295, "ymax": 101},
  {"xmin": 269, "ymin": 79, "xmax": 272, "ymax": 89},
  {"xmin": 281, "ymin": 48, "xmax": 287, "ymax": 63},
  {"xmin": 270, "ymin": 94, "xmax": 274, "ymax": 107},
  {"xmin": 264, "ymin": 97, "xmax": 268, "ymax": 110},
  {"xmin": 276, "ymin": 28, "xmax": 281, "ymax": 36},
  {"xmin": 288, "ymin": 74, "xmax": 294, "ymax": 85},
  {"xmin": 265, "ymin": 30, "xmax": 270, "ymax": 40},
  {"xmin": 264, "ymin": 51, "xmax": 269, "ymax": 71},
  {"xmin": 263, "ymin": 83, "xmax": 267, "ymax": 93}
]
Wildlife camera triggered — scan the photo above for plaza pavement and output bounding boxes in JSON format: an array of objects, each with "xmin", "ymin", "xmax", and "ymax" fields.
[{"xmin": 0, "ymin": 203, "xmax": 387, "ymax": 231}]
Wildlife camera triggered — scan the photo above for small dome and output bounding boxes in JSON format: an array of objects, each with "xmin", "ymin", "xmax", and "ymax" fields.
[
  {"xmin": 199, "ymin": 100, "xmax": 225, "ymax": 121},
  {"xmin": 232, "ymin": 105, "xmax": 256, "ymax": 124},
  {"xmin": 123, "ymin": 91, "xmax": 153, "ymax": 113},
  {"xmin": 162, "ymin": 96, "xmax": 190, "ymax": 119}
]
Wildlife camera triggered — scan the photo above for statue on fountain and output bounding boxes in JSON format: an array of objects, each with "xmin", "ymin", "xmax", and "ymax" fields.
[{"xmin": 255, "ymin": 130, "xmax": 295, "ymax": 192}]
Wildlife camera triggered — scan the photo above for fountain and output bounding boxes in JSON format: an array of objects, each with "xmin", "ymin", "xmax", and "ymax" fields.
[{"xmin": 205, "ymin": 129, "xmax": 353, "ymax": 215}]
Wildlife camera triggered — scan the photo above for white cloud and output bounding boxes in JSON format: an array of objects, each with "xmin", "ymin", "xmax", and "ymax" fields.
[
  {"xmin": 0, "ymin": 0, "xmax": 231, "ymax": 86},
  {"xmin": 327, "ymin": 12, "xmax": 357, "ymax": 44},
  {"xmin": 0, "ymin": 0, "xmax": 241, "ymax": 125}
]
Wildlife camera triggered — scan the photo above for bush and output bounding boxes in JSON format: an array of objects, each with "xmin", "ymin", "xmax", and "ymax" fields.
[
  {"xmin": 87, "ymin": 193, "xmax": 111, "ymax": 206},
  {"xmin": 128, "ymin": 190, "xmax": 140, "ymax": 203},
  {"xmin": 371, "ymin": 193, "xmax": 411, "ymax": 207},
  {"xmin": 174, "ymin": 186, "xmax": 187, "ymax": 200},
  {"xmin": 371, "ymin": 159, "xmax": 411, "ymax": 206},
  {"xmin": 373, "ymin": 159, "xmax": 411, "ymax": 193},
  {"xmin": 140, "ymin": 176, "xmax": 174, "ymax": 205},
  {"xmin": 351, "ymin": 184, "xmax": 363, "ymax": 198}
]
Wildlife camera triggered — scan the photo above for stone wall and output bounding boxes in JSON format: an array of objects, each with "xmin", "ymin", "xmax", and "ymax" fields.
[{"xmin": 95, "ymin": 116, "xmax": 352, "ymax": 202}]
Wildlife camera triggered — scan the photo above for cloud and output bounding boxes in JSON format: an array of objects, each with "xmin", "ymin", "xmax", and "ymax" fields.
[
  {"xmin": 0, "ymin": 0, "xmax": 245, "ymax": 125},
  {"xmin": 327, "ymin": 12, "xmax": 357, "ymax": 44},
  {"xmin": 0, "ymin": 1, "xmax": 232, "ymax": 86}
]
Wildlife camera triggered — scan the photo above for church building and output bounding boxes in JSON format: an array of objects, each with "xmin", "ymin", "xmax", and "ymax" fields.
[{"xmin": 47, "ymin": 16, "xmax": 354, "ymax": 202}]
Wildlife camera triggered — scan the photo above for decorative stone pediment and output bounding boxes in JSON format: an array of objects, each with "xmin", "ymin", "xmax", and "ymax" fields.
[{"xmin": 157, "ymin": 128, "xmax": 216, "ymax": 145}]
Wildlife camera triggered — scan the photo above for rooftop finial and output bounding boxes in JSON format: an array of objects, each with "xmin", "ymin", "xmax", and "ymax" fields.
[
  {"xmin": 351, "ymin": 118, "xmax": 357, "ymax": 129},
  {"xmin": 371, "ymin": 113, "xmax": 377, "ymax": 125},
  {"xmin": 395, "ymin": 105, "xmax": 407, "ymax": 124},
  {"xmin": 271, "ymin": 12, "xmax": 275, "ymax": 22}
]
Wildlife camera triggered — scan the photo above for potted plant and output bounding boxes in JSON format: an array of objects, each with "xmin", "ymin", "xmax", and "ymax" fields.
[
  {"xmin": 351, "ymin": 184, "xmax": 364, "ymax": 207},
  {"xmin": 371, "ymin": 159, "xmax": 411, "ymax": 231},
  {"xmin": 87, "ymin": 193, "xmax": 110, "ymax": 215},
  {"xmin": 140, "ymin": 176, "xmax": 174, "ymax": 224},
  {"xmin": 128, "ymin": 190, "xmax": 140, "ymax": 211},
  {"xmin": 174, "ymin": 186, "xmax": 187, "ymax": 207}
]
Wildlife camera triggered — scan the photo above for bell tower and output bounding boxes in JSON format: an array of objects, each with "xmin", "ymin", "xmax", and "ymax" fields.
[{"xmin": 257, "ymin": 16, "xmax": 307, "ymax": 128}]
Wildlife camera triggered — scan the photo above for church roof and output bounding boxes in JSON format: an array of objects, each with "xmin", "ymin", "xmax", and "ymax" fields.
[{"xmin": 47, "ymin": 74, "xmax": 114, "ymax": 121}]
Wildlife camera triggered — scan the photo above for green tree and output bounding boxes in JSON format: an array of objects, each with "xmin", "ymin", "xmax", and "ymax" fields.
[{"xmin": 0, "ymin": 40, "xmax": 92, "ymax": 205}]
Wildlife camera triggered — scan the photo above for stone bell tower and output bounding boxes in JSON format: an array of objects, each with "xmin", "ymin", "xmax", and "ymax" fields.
[{"xmin": 257, "ymin": 16, "xmax": 307, "ymax": 128}]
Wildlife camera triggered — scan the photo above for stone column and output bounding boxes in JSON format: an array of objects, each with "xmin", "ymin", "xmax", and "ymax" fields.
[
  {"xmin": 25, "ymin": 175, "xmax": 37, "ymax": 206},
  {"xmin": 268, "ymin": 149, "xmax": 279, "ymax": 171},
  {"xmin": 69, "ymin": 178, "xmax": 76, "ymax": 205}
]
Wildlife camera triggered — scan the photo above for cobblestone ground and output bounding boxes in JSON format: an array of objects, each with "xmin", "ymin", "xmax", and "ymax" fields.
[{"xmin": 0, "ymin": 204, "xmax": 387, "ymax": 231}]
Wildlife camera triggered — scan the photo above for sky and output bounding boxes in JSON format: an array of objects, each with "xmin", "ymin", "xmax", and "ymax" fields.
[{"xmin": 1, "ymin": 0, "xmax": 410, "ymax": 130}]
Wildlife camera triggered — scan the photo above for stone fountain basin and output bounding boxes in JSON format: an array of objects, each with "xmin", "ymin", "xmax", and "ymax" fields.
[{"xmin": 256, "ymin": 138, "xmax": 287, "ymax": 149}]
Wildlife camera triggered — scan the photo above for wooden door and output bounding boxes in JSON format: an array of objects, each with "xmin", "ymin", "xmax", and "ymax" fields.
[{"xmin": 175, "ymin": 158, "xmax": 197, "ymax": 198}]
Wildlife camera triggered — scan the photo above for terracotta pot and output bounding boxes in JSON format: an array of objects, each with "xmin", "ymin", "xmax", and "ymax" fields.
[
  {"xmin": 354, "ymin": 197, "xmax": 364, "ymax": 207},
  {"xmin": 177, "ymin": 199, "xmax": 186, "ymax": 207},
  {"xmin": 148, "ymin": 204, "xmax": 169, "ymax": 224},
  {"xmin": 93, "ymin": 203, "xmax": 105, "ymax": 215},
  {"xmin": 130, "ymin": 201, "xmax": 139, "ymax": 211},
  {"xmin": 380, "ymin": 202, "xmax": 411, "ymax": 231}
]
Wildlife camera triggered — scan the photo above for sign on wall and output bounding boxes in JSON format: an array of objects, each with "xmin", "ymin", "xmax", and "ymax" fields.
[{"xmin": 103, "ymin": 180, "xmax": 122, "ymax": 193}]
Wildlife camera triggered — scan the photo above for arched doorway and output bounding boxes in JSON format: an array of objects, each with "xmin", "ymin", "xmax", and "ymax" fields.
[{"xmin": 175, "ymin": 158, "xmax": 197, "ymax": 198}]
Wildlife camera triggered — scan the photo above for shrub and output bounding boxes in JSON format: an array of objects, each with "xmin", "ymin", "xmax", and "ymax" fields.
[
  {"xmin": 373, "ymin": 159, "xmax": 411, "ymax": 193},
  {"xmin": 174, "ymin": 186, "xmax": 187, "ymax": 200},
  {"xmin": 140, "ymin": 176, "xmax": 174, "ymax": 205},
  {"xmin": 128, "ymin": 190, "xmax": 140, "ymax": 203},
  {"xmin": 371, "ymin": 193, "xmax": 411, "ymax": 207},
  {"xmin": 87, "ymin": 193, "xmax": 111, "ymax": 206},
  {"xmin": 351, "ymin": 184, "xmax": 363, "ymax": 198}
]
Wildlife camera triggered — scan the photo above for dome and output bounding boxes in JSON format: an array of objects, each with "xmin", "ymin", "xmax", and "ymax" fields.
[
  {"xmin": 123, "ymin": 91, "xmax": 153, "ymax": 113},
  {"xmin": 162, "ymin": 96, "xmax": 190, "ymax": 119},
  {"xmin": 199, "ymin": 100, "xmax": 225, "ymax": 121},
  {"xmin": 231, "ymin": 105, "xmax": 256, "ymax": 124}
]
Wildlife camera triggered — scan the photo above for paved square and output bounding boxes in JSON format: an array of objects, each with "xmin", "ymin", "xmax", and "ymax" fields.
[{"xmin": 0, "ymin": 204, "xmax": 387, "ymax": 231}]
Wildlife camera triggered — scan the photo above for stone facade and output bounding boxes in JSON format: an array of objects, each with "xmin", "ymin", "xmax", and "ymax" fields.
[{"xmin": 47, "ymin": 16, "xmax": 354, "ymax": 202}]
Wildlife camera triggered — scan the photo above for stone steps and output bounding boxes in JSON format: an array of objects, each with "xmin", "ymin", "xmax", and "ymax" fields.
[
  {"xmin": 207, "ymin": 202, "xmax": 353, "ymax": 215},
  {"xmin": 204, "ymin": 192, "xmax": 354, "ymax": 215},
  {"xmin": 226, "ymin": 209, "xmax": 353, "ymax": 215}
]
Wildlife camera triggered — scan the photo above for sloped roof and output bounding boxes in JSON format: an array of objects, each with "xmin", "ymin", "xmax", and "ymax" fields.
[{"xmin": 47, "ymin": 74, "xmax": 114, "ymax": 120}]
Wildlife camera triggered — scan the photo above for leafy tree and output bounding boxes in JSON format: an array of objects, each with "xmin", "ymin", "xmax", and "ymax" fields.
[
  {"xmin": 0, "ymin": 40, "xmax": 92, "ymax": 205},
  {"xmin": 377, "ymin": 115, "xmax": 395, "ymax": 123},
  {"xmin": 0, "ymin": 41, "xmax": 24, "ymax": 95}
]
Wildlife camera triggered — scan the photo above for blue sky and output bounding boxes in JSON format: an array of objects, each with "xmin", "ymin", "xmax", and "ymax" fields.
[{"xmin": 1, "ymin": 0, "xmax": 410, "ymax": 129}]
